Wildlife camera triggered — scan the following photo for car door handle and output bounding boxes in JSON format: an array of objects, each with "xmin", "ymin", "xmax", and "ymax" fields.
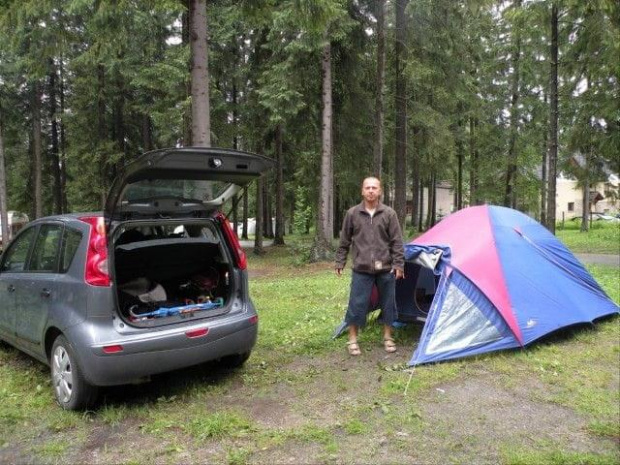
[
  {"xmin": 7, "ymin": 284, "xmax": 15, "ymax": 293},
  {"xmin": 41, "ymin": 288, "xmax": 51, "ymax": 298}
]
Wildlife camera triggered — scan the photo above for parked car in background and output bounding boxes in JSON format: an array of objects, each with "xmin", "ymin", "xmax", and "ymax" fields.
[
  {"xmin": 0, "ymin": 211, "xmax": 30, "ymax": 250},
  {"xmin": 0, "ymin": 147, "xmax": 273, "ymax": 409},
  {"xmin": 590, "ymin": 212, "xmax": 620, "ymax": 223},
  {"xmin": 571, "ymin": 212, "xmax": 620, "ymax": 223}
]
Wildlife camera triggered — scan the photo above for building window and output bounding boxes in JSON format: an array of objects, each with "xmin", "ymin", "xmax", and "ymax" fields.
[{"xmin": 567, "ymin": 202, "xmax": 575, "ymax": 212}]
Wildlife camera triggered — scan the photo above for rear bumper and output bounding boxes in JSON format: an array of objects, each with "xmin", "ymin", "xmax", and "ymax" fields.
[{"xmin": 67, "ymin": 313, "xmax": 258, "ymax": 386}]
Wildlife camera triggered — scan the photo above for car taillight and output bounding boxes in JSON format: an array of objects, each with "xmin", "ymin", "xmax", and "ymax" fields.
[
  {"xmin": 185, "ymin": 328, "xmax": 209, "ymax": 339},
  {"xmin": 102, "ymin": 344, "xmax": 123, "ymax": 354},
  {"xmin": 79, "ymin": 216, "xmax": 111, "ymax": 287},
  {"xmin": 217, "ymin": 212, "xmax": 247, "ymax": 270}
]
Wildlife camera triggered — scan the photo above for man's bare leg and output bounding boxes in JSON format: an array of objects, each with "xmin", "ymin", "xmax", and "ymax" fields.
[
  {"xmin": 383, "ymin": 325, "xmax": 396, "ymax": 353},
  {"xmin": 347, "ymin": 325, "xmax": 361, "ymax": 355}
]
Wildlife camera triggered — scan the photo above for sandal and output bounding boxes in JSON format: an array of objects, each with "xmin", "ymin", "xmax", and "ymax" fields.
[
  {"xmin": 383, "ymin": 338, "xmax": 397, "ymax": 353},
  {"xmin": 347, "ymin": 341, "xmax": 361, "ymax": 356}
]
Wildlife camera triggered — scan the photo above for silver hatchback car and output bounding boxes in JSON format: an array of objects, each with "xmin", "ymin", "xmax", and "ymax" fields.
[{"xmin": 0, "ymin": 147, "xmax": 273, "ymax": 409}]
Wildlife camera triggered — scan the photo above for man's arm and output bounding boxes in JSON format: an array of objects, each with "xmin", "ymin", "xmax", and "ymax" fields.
[{"xmin": 335, "ymin": 210, "xmax": 353, "ymax": 274}]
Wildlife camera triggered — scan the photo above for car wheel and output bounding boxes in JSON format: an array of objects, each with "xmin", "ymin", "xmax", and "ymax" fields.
[
  {"xmin": 220, "ymin": 351, "xmax": 251, "ymax": 369},
  {"xmin": 51, "ymin": 335, "xmax": 98, "ymax": 410}
]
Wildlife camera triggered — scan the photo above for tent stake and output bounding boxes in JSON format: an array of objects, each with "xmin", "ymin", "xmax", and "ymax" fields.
[{"xmin": 403, "ymin": 368, "xmax": 415, "ymax": 396}]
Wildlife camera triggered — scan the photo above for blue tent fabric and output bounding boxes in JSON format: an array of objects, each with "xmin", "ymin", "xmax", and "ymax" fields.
[
  {"xmin": 404, "ymin": 244, "xmax": 452, "ymax": 266},
  {"xmin": 487, "ymin": 207, "xmax": 618, "ymax": 346},
  {"xmin": 405, "ymin": 205, "xmax": 619, "ymax": 365}
]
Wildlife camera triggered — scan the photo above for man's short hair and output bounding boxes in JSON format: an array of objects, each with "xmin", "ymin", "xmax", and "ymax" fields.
[{"xmin": 362, "ymin": 176, "xmax": 381, "ymax": 187}]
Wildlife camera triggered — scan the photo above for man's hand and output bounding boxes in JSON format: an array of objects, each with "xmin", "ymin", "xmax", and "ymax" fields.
[
  {"xmin": 394, "ymin": 268, "xmax": 404, "ymax": 279},
  {"xmin": 336, "ymin": 267, "xmax": 343, "ymax": 276}
]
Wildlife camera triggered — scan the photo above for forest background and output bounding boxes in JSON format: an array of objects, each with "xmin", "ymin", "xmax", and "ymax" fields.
[{"xmin": 0, "ymin": 0, "xmax": 618, "ymax": 258}]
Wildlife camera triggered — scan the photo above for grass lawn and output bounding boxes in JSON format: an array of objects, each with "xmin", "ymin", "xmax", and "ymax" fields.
[
  {"xmin": 556, "ymin": 221, "xmax": 620, "ymax": 254},
  {"xmin": 0, "ymin": 229, "xmax": 618, "ymax": 464}
]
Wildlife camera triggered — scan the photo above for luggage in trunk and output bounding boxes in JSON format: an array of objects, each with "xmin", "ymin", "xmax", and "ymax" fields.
[{"xmin": 113, "ymin": 223, "xmax": 232, "ymax": 326}]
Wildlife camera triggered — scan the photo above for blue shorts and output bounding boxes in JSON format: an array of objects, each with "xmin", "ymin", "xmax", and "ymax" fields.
[{"xmin": 345, "ymin": 270, "xmax": 396, "ymax": 328}]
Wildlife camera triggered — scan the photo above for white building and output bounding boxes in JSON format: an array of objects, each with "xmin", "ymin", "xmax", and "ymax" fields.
[{"xmin": 0, "ymin": 211, "xmax": 30, "ymax": 247}]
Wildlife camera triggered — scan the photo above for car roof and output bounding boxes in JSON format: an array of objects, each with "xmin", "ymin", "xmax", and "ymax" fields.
[{"xmin": 27, "ymin": 212, "xmax": 102, "ymax": 224}]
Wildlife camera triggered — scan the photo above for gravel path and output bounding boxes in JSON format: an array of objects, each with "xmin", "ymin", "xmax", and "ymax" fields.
[{"xmin": 575, "ymin": 253, "xmax": 620, "ymax": 267}]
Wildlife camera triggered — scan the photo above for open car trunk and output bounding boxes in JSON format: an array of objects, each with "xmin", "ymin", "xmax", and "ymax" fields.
[{"xmin": 112, "ymin": 219, "xmax": 233, "ymax": 327}]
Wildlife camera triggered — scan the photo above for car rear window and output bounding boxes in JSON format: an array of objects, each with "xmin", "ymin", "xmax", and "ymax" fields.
[
  {"xmin": 122, "ymin": 179, "xmax": 230, "ymax": 202},
  {"xmin": 60, "ymin": 227, "xmax": 83, "ymax": 273}
]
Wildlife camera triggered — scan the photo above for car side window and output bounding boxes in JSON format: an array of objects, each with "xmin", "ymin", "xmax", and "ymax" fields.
[
  {"xmin": 29, "ymin": 224, "xmax": 63, "ymax": 273},
  {"xmin": 60, "ymin": 227, "xmax": 82, "ymax": 273},
  {"xmin": 0, "ymin": 227, "xmax": 37, "ymax": 272}
]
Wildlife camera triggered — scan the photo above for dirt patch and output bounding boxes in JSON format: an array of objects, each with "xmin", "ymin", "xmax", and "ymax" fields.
[
  {"xmin": 414, "ymin": 377, "xmax": 607, "ymax": 463},
  {"xmin": 250, "ymin": 442, "xmax": 326, "ymax": 465},
  {"xmin": 81, "ymin": 424, "xmax": 125, "ymax": 453},
  {"xmin": 74, "ymin": 425, "xmax": 128, "ymax": 464},
  {"xmin": 236, "ymin": 392, "xmax": 308, "ymax": 430},
  {"xmin": 220, "ymin": 347, "xmax": 615, "ymax": 464},
  {"xmin": 0, "ymin": 445, "xmax": 29, "ymax": 465}
]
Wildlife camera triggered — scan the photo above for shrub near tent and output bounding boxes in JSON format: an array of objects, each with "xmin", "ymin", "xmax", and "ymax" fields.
[{"xmin": 396, "ymin": 205, "xmax": 619, "ymax": 365}]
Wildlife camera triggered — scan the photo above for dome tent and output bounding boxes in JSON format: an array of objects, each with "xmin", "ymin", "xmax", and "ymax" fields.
[{"xmin": 397, "ymin": 205, "xmax": 619, "ymax": 365}]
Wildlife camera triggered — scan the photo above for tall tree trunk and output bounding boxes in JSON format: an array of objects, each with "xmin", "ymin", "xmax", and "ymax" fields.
[
  {"xmin": 312, "ymin": 40, "xmax": 334, "ymax": 261},
  {"xmin": 254, "ymin": 128, "xmax": 267, "ymax": 253},
  {"xmin": 581, "ymin": 155, "xmax": 590, "ymax": 232},
  {"xmin": 97, "ymin": 65, "xmax": 107, "ymax": 208},
  {"xmin": 0, "ymin": 103, "xmax": 9, "ymax": 245},
  {"xmin": 232, "ymin": 193, "xmax": 238, "ymax": 234},
  {"xmin": 32, "ymin": 82, "xmax": 43, "ymax": 219},
  {"xmin": 48, "ymin": 59, "xmax": 62, "ymax": 215},
  {"xmin": 263, "ymin": 179, "xmax": 273, "ymax": 238},
  {"xmin": 581, "ymin": 83, "xmax": 592, "ymax": 233},
  {"xmin": 469, "ymin": 117, "xmax": 478, "ymax": 205},
  {"xmin": 393, "ymin": 0, "xmax": 409, "ymax": 229},
  {"xmin": 254, "ymin": 178, "xmax": 264, "ymax": 255},
  {"xmin": 410, "ymin": 125, "xmax": 421, "ymax": 229},
  {"xmin": 182, "ymin": 3, "xmax": 192, "ymax": 146},
  {"xmin": 425, "ymin": 174, "xmax": 436, "ymax": 230},
  {"xmin": 245, "ymin": 29, "xmax": 269, "ymax": 244},
  {"xmin": 504, "ymin": 0, "xmax": 522, "ymax": 209},
  {"xmin": 59, "ymin": 55, "xmax": 68, "ymax": 213},
  {"xmin": 546, "ymin": 2, "xmax": 559, "ymax": 233},
  {"xmin": 418, "ymin": 178, "xmax": 425, "ymax": 231},
  {"xmin": 456, "ymin": 118, "xmax": 464, "ymax": 211},
  {"xmin": 274, "ymin": 123, "xmax": 285, "ymax": 245},
  {"xmin": 189, "ymin": 0, "xmax": 211, "ymax": 147},
  {"xmin": 242, "ymin": 189, "xmax": 249, "ymax": 240},
  {"xmin": 541, "ymin": 93, "xmax": 548, "ymax": 224},
  {"xmin": 383, "ymin": 179, "xmax": 391, "ymax": 206},
  {"xmin": 333, "ymin": 183, "xmax": 341, "ymax": 238},
  {"xmin": 114, "ymin": 70, "xmax": 126, "ymax": 174},
  {"xmin": 373, "ymin": 0, "xmax": 386, "ymax": 177},
  {"xmin": 142, "ymin": 115, "xmax": 153, "ymax": 151},
  {"xmin": 232, "ymin": 78, "xmax": 239, "ymax": 232}
]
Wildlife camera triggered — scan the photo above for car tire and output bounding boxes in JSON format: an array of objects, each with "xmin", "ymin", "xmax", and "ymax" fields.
[
  {"xmin": 220, "ymin": 351, "xmax": 251, "ymax": 369},
  {"xmin": 51, "ymin": 335, "xmax": 98, "ymax": 410}
]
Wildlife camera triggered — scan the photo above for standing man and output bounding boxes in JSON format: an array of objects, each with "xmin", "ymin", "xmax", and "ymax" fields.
[{"xmin": 335, "ymin": 177, "xmax": 405, "ymax": 356}]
